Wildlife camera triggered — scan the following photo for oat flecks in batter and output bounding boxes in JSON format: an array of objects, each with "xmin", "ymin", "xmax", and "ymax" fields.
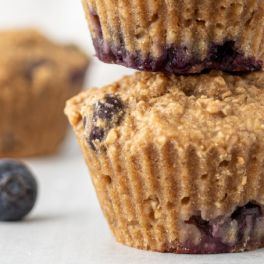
[{"xmin": 65, "ymin": 71, "xmax": 264, "ymax": 253}]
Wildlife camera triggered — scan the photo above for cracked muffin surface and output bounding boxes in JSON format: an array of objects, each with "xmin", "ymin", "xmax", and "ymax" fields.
[
  {"xmin": 0, "ymin": 29, "xmax": 89, "ymax": 157},
  {"xmin": 82, "ymin": 0, "xmax": 264, "ymax": 73},
  {"xmin": 65, "ymin": 71, "xmax": 264, "ymax": 253}
]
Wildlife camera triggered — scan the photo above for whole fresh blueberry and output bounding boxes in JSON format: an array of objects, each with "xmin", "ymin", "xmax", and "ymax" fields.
[{"xmin": 0, "ymin": 160, "xmax": 37, "ymax": 221}]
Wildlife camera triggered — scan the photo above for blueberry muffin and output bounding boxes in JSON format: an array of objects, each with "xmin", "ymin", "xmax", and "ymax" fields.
[
  {"xmin": 66, "ymin": 71, "xmax": 264, "ymax": 254},
  {"xmin": 82, "ymin": 0, "xmax": 264, "ymax": 74},
  {"xmin": 0, "ymin": 29, "xmax": 89, "ymax": 157}
]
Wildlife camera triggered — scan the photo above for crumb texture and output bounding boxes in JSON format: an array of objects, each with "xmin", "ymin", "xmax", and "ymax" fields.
[{"xmin": 65, "ymin": 71, "xmax": 264, "ymax": 253}]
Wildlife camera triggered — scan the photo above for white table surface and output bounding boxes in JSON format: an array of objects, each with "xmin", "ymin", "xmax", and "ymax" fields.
[{"xmin": 0, "ymin": 0, "xmax": 264, "ymax": 263}]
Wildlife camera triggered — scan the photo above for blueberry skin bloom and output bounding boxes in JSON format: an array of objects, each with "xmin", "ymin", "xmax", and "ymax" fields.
[{"xmin": 0, "ymin": 160, "xmax": 37, "ymax": 221}]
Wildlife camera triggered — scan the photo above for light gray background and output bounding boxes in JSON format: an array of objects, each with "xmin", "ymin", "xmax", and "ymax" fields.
[{"xmin": 0, "ymin": 0, "xmax": 263, "ymax": 263}]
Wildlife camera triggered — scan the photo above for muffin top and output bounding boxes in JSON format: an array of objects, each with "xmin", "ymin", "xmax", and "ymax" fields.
[
  {"xmin": 0, "ymin": 29, "xmax": 89, "ymax": 89},
  {"xmin": 66, "ymin": 71, "xmax": 264, "ymax": 154}
]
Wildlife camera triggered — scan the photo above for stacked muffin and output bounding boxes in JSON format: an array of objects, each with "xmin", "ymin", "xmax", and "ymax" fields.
[{"xmin": 65, "ymin": 1, "xmax": 264, "ymax": 254}]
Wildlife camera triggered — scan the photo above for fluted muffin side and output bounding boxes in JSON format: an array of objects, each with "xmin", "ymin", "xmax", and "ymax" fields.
[{"xmin": 82, "ymin": 0, "xmax": 264, "ymax": 73}]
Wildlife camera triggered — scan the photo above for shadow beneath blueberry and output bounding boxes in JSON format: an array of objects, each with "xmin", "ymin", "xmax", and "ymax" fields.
[
  {"xmin": 27, "ymin": 213, "xmax": 70, "ymax": 223},
  {"xmin": 1, "ymin": 213, "xmax": 68, "ymax": 224},
  {"xmin": 25, "ymin": 209, "xmax": 92, "ymax": 223}
]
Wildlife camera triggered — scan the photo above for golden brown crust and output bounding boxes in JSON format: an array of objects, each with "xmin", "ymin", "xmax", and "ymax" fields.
[
  {"xmin": 0, "ymin": 29, "xmax": 89, "ymax": 157},
  {"xmin": 65, "ymin": 71, "xmax": 264, "ymax": 253}
]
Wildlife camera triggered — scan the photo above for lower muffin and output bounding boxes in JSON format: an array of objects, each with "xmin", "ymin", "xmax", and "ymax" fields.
[
  {"xmin": 65, "ymin": 71, "xmax": 264, "ymax": 254},
  {"xmin": 0, "ymin": 29, "xmax": 89, "ymax": 157},
  {"xmin": 82, "ymin": 0, "xmax": 264, "ymax": 74}
]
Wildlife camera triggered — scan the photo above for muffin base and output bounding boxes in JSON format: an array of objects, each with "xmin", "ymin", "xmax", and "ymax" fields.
[
  {"xmin": 70, "ymin": 116, "xmax": 264, "ymax": 254},
  {"xmin": 84, "ymin": 0, "xmax": 264, "ymax": 74},
  {"xmin": 93, "ymin": 37, "xmax": 262, "ymax": 74},
  {"xmin": 125, "ymin": 203, "xmax": 264, "ymax": 254}
]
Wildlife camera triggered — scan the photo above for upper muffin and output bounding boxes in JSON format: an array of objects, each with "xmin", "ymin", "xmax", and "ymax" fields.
[
  {"xmin": 0, "ymin": 29, "xmax": 89, "ymax": 157},
  {"xmin": 82, "ymin": 0, "xmax": 264, "ymax": 74},
  {"xmin": 66, "ymin": 71, "xmax": 264, "ymax": 253}
]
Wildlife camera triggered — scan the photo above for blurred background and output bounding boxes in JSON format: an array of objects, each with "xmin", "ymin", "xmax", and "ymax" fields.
[
  {"xmin": 0, "ymin": 1, "xmax": 136, "ymax": 262},
  {"xmin": 0, "ymin": 0, "xmax": 134, "ymax": 87},
  {"xmin": 0, "ymin": 1, "xmax": 139, "ymax": 263}
]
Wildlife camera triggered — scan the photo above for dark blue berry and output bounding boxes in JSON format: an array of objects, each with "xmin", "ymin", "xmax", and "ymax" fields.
[
  {"xmin": 210, "ymin": 41, "xmax": 236, "ymax": 63},
  {"xmin": 86, "ymin": 94, "xmax": 124, "ymax": 151},
  {"xmin": 88, "ymin": 127, "xmax": 105, "ymax": 150},
  {"xmin": 94, "ymin": 94, "xmax": 123, "ymax": 121},
  {"xmin": 0, "ymin": 160, "xmax": 37, "ymax": 221}
]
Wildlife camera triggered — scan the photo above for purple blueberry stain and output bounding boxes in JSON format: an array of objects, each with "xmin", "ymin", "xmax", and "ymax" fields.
[
  {"xmin": 210, "ymin": 41, "xmax": 237, "ymax": 64},
  {"xmin": 91, "ymin": 33, "xmax": 262, "ymax": 73},
  {"xmin": 178, "ymin": 202, "xmax": 263, "ymax": 254},
  {"xmin": 208, "ymin": 41, "xmax": 262, "ymax": 72},
  {"xmin": 89, "ymin": 8, "xmax": 103, "ymax": 40}
]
